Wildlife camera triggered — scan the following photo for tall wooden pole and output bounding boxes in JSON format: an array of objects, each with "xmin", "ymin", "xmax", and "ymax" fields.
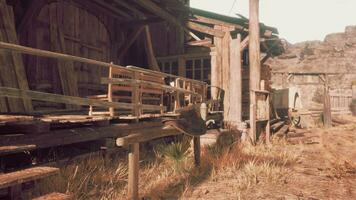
[
  {"xmin": 249, "ymin": 0, "xmax": 261, "ymax": 142},
  {"xmin": 229, "ymin": 34, "xmax": 242, "ymax": 128}
]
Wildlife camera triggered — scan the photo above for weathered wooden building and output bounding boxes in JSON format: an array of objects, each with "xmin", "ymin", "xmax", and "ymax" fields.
[{"xmin": 1, "ymin": 0, "xmax": 282, "ymax": 116}]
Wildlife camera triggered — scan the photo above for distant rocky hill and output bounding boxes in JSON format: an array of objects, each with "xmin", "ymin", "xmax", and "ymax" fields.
[{"xmin": 266, "ymin": 26, "xmax": 356, "ymax": 112}]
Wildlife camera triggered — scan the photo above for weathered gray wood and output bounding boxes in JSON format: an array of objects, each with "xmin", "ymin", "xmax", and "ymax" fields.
[{"xmin": 0, "ymin": 87, "xmax": 165, "ymax": 111}]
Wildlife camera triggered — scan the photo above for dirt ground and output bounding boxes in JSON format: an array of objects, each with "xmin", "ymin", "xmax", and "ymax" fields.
[{"xmin": 182, "ymin": 117, "xmax": 356, "ymax": 200}]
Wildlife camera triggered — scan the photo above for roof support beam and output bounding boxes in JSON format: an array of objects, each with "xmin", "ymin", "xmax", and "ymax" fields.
[
  {"xmin": 187, "ymin": 21, "xmax": 225, "ymax": 38},
  {"xmin": 135, "ymin": 0, "xmax": 201, "ymax": 41}
]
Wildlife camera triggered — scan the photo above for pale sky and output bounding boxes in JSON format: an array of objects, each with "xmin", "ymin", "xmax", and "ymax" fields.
[{"xmin": 190, "ymin": 0, "xmax": 356, "ymax": 44}]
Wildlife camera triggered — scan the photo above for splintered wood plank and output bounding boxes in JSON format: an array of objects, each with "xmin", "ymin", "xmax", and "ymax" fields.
[
  {"xmin": 0, "ymin": 167, "xmax": 59, "ymax": 189},
  {"xmin": 0, "ymin": 144, "xmax": 36, "ymax": 156},
  {"xmin": 33, "ymin": 192, "xmax": 70, "ymax": 200}
]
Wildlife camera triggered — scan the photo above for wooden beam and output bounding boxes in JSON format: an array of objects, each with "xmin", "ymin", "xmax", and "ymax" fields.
[
  {"xmin": 0, "ymin": 2, "xmax": 32, "ymax": 112},
  {"xmin": 136, "ymin": 0, "xmax": 199, "ymax": 40},
  {"xmin": 92, "ymin": 0, "xmax": 132, "ymax": 19},
  {"xmin": 187, "ymin": 21, "xmax": 225, "ymax": 38},
  {"xmin": 17, "ymin": 0, "xmax": 45, "ymax": 33},
  {"xmin": 119, "ymin": 17, "xmax": 163, "ymax": 27},
  {"xmin": 186, "ymin": 38, "xmax": 213, "ymax": 47},
  {"xmin": 143, "ymin": 26, "xmax": 160, "ymax": 71},
  {"xmin": 228, "ymin": 34, "xmax": 242, "ymax": 127},
  {"xmin": 118, "ymin": 26, "xmax": 145, "ymax": 60},
  {"xmin": 116, "ymin": 126, "xmax": 181, "ymax": 146},
  {"xmin": 101, "ymin": 78, "xmax": 201, "ymax": 96},
  {"xmin": 190, "ymin": 15, "xmax": 244, "ymax": 30},
  {"xmin": 249, "ymin": 0, "xmax": 261, "ymax": 143},
  {"xmin": 0, "ymin": 42, "xmax": 206, "ymax": 86},
  {"xmin": 241, "ymin": 36, "xmax": 249, "ymax": 51},
  {"xmin": 0, "ymin": 122, "xmax": 165, "ymax": 153},
  {"xmin": 0, "ymin": 87, "xmax": 165, "ymax": 111}
]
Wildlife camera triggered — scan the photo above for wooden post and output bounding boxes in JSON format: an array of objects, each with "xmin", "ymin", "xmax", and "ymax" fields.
[
  {"xmin": 222, "ymin": 31, "xmax": 232, "ymax": 123},
  {"xmin": 194, "ymin": 103, "xmax": 207, "ymax": 166},
  {"xmin": 108, "ymin": 63, "xmax": 114, "ymax": 117},
  {"xmin": 249, "ymin": 0, "xmax": 261, "ymax": 143},
  {"xmin": 229, "ymin": 34, "xmax": 242, "ymax": 128},
  {"xmin": 128, "ymin": 143, "xmax": 139, "ymax": 200},
  {"xmin": 265, "ymin": 90, "xmax": 271, "ymax": 144},
  {"xmin": 323, "ymin": 74, "xmax": 332, "ymax": 128}
]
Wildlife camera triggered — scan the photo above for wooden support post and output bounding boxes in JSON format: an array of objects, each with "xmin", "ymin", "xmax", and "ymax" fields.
[
  {"xmin": 228, "ymin": 34, "xmax": 242, "ymax": 128},
  {"xmin": 265, "ymin": 91, "xmax": 271, "ymax": 144},
  {"xmin": 194, "ymin": 103, "xmax": 207, "ymax": 167},
  {"xmin": 132, "ymin": 72, "xmax": 141, "ymax": 120},
  {"xmin": 108, "ymin": 63, "xmax": 114, "ymax": 117},
  {"xmin": 249, "ymin": 94, "xmax": 257, "ymax": 144},
  {"xmin": 323, "ymin": 74, "xmax": 332, "ymax": 128},
  {"xmin": 210, "ymin": 48, "xmax": 220, "ymax": 100},
  {"xmin": 128, "ymin": 143, "xmax": 139, "ymax": 200},
  {"xmin": 222, "ymin": 31, "xmax": 232, "ymax": 123},
  {"xmin": 143, "ymin": 26, "xmax": 160, "ymax": 71},
  {"xmin": 249, "ymin": 0, "xmax": 261, "ymax": 143},
  {"xmin": 193, "ymin": 137, "xmax": 200, "ymax": 166}
]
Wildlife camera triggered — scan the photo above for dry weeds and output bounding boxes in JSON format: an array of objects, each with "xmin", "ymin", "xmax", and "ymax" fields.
[{"xmin": 33, "ymin": 135, "xmax": 300, "ymax": 199}]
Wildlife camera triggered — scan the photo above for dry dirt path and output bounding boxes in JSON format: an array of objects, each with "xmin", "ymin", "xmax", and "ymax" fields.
[{"xmin": 182, "ymin": 119, "xmax": 356, "ymax": 200}]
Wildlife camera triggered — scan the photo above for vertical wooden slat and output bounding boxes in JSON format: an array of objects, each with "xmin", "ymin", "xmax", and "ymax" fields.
[
  {"xmin": 49, "ymin": 3, "xmax": 79, "ymax": 109},
  {"xmin": 108, "ymin": 64, "xmax": 114, "ymax": 117}
]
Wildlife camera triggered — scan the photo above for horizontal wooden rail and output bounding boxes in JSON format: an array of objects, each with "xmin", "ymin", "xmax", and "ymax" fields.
[
  {"xmin": 0, "ymin": 87, "xmax": 165, "ymax": 111},
  {"xmin": 101, "ymin": 78, "xmax": 202, "ymax": 96},
  {"xmin": 116, "ymin": 126, "xmax": 181, "ymax": 146},
  {"xmin": 0, "ymin": 42, "xmax": 206, "ymax": 86}
]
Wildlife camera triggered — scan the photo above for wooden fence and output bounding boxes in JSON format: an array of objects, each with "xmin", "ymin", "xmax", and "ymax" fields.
[
  {"xmin": 0, "ymin": 41, "xmax": 208, "ymax": 118},
  {"xmin": 329, "ymin": 89, "xmax": 353, "ymax": 115}
]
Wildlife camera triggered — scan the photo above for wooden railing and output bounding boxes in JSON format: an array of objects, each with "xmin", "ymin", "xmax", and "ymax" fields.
[{"xmin": 0, "ymin": 42, "xmax": 207, "ymax": 117}]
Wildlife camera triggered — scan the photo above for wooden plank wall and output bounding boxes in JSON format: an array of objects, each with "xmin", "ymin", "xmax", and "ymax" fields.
[
  {"xmin": 19, "ymin": 1, "xmax": 116, "ymax": 110},
  {"xmin": 0, "ymin": 0, "xmax": 32, "ymax": 113}
]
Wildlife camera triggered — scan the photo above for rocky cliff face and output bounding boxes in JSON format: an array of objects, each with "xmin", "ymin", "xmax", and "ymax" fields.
[{"xmin": 267, "ymin": 26, "xmax": 356, "ymax": 110}]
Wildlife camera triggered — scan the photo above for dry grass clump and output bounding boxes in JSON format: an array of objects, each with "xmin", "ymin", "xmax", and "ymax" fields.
[{"xmin": 35, "ymin": 135, "xmax": 299, "ymax": 199}]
